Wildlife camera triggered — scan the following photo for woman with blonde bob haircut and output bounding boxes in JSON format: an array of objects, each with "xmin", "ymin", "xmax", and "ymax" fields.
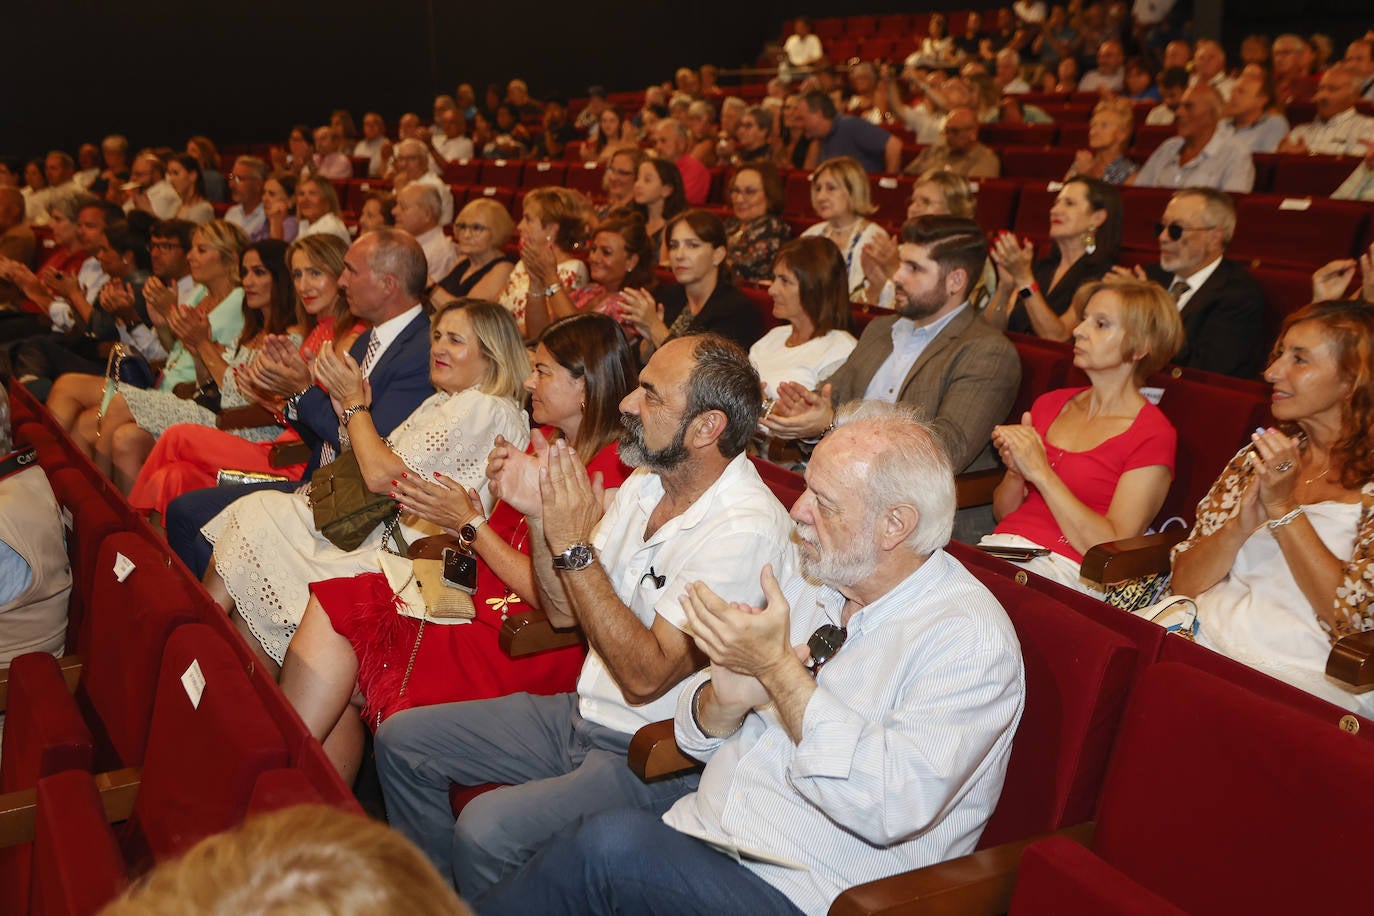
[
  {"xmin": 434, "ymin": 198, "xmax": 517, "ymax": 307},
  {"xmin": 102, "ymin": 804, "xmax": 472, "ymax": 916},
  {"xmin": 801, "ymin": 156, "xmax": 885, "ymax": 298},
  {"xmin": 980, "ymin": 277, "xmax": 1184, "ymax": 592}
]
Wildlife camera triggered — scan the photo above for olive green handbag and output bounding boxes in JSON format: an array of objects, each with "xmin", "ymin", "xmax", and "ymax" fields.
[{"xmin": 308, "ymin": 449, "xmax": 401, "ymax": 552}]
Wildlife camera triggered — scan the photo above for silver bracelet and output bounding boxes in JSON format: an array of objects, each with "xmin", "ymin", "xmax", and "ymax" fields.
[{"xmin": 1266, "ymin": 506, "xmax": 1305, "ymax": 530}]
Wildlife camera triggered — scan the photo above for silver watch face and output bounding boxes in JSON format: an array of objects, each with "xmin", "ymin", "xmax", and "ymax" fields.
[{"xmin": 554, "ymin": 543, "xmax": 596, "ymax": 570}]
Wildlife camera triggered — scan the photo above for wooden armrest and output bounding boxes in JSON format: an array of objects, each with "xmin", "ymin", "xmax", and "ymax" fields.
[
  {"xmin": 0, "ymin": 766, "xmax": 141, "ymax": 847},
  {"xmin": 1079, "ymin": 529, "xmax": 1185, "ymax": 587},
  {"xmin": 955, "ymin": 468, "xmax": 1004, "ymax": 509},
  {"xmin": 1326, "ymin": 630, "xmax": 1374, "ymax": 690},
  {"xmin": 0, "ymin": 654, "xmax": 83, "ymax": 713},
  {"xmin": 628, "ymin": 718, "xmax": 703, "ymax": 782},
  {"xmin": 828, "ymin": 822, "xmax": 1096, "ymax": 916},
  {"xmin": 216, "ymin": 404, "xmax": 282, "ymax": 431},
  {"xmin": 269, "ymin": 441, "xmax": 311, "ymax": 468},
  {"xmin": 499, "ymin": 609, "xmax": 584, "ymax": 658}
]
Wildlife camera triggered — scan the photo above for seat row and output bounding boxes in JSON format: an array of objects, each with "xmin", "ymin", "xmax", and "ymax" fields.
[{"xmin": 1, "ymin": 381, "xmax": 357, "ymax": 916}]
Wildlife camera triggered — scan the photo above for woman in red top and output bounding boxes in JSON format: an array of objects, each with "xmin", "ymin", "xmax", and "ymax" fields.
[
  {"xmin": 279, "ymin": 312, "xmax": 636, "ymax": 784},
  {"xmin": 981, "ymin": 278, "xmax": 1184, "ymax": 592},
  {"xmin": 127, "ymin": 234, "xmax": 362, "ymax": 516}
]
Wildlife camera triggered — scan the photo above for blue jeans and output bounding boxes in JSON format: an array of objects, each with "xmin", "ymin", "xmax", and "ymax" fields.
[
  {"xmin": 375, "ymin": 691, "xmax": 699, "ymax": 899},
  {"xmin": 477, "ymin": 808, "xmax": 805, "ymax": 916}
]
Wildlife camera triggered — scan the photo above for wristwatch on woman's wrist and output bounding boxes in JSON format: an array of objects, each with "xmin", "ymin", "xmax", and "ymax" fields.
[{"xmin": 458, "ymin": 514, "xmax": 487, "ymax": 549}]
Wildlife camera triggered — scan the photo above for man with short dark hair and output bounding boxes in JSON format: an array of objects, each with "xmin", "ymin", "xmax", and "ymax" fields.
[
  {"xmin": 478, "ymin": 402, "xmax": 1024, "ymax": 916},
  {"xmin": 123, "ymin": 154, "xmax": 180, "ymax": 220},
  {"xmin": 764, "ymin": 216, "xmax": 1019, "ymax": 540},
  {"xmin": 1114, "ymin": 188, "xmax": 1267, "ymax": 379},
  {"xmin": 166, "ymin": 228, "xmax": 433, "ymax": 576},
  {"xmin": 1277, "ymin": 64, "xmax": 1374, "ymax": 156},
  {"xmin": 377, "ymin": 333, "xmax": 798, "ymax": 899},
  {"xmin": 800, "ymin": 90, "xmax": 902, "ymax": 173}
]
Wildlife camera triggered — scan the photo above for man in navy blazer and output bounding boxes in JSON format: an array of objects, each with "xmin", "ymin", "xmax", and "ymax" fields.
[
  {"xmin": 1126, "ymin": 188, "xmax": 1268, "ymax": 379},
  {"xmin": 166, "ymin": 229, "xmax": 433, "ymax": 576}
]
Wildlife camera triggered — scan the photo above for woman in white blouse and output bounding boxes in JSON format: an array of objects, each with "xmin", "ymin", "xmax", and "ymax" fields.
[
  {"xmin": 801, "ymin": 157, "xmax": 887, "ymax": 302},
  {"xmin": 750, "ymin": 237, "xmax": 857, "ymax": 400},
  {"xmin": 200, "ymin": 300, "xmax": 531, "ymax": 673},
  {"xmin": 295, "ymin": 176, "xmax": 352, "ymax": 245}
]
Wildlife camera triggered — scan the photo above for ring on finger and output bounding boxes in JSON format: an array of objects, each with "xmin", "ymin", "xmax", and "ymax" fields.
[{"xmin": 1273, "ymin": 459, "xmax": 1294, "ymax": 473}]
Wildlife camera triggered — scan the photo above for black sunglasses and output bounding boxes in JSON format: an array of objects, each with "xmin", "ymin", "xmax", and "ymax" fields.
[
  {"xmin": 1154, "ymin": 221, "xmax": 1217, "ymax": 241},
  {"xmin": 804, "ymin": 624, "xmax": 848, "ymax": 677}
]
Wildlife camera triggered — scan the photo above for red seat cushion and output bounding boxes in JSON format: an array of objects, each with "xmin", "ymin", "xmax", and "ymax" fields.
[
  {"xmin": 1011, "ymin": 835, "xmax": 1186, "ymax": 915},
  {"xmin": 29, "ymin": 769, "xmax": 127, "ymax": 916}
]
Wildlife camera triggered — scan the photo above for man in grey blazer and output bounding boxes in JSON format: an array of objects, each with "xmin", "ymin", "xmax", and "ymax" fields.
[{"xmin": 765, "ymin": 216, "xmax": 1020, "ymax": 540}]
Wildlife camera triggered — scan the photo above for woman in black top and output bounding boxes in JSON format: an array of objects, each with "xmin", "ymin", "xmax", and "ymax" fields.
[
  {"xmin": 984, "ymin": 176, "xmax": 1122, "ymax": 340},
  {"xmin": 619, "ymin": 209, "xmax": 764, "ymax": 364},
  {"xmin": 432, "ymin": 198, "xmax": 516, "ymax": 308}
]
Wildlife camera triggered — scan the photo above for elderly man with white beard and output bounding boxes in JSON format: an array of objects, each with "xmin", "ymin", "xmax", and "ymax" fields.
[{"xmin": 479, "ymin": 400, "xmax": 1025, "ymax": 916}]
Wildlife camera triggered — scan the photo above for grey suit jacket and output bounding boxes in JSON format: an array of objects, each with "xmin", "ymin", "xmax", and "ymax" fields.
[{"xmin": 824, "ymin": 306, "xmax": 1021, "ymax": 472}]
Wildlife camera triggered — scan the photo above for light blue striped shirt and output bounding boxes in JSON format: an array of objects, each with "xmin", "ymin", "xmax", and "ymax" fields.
[{"xmin": 665, "ymin": 549, "xmax": 1025, "ymax": 915}]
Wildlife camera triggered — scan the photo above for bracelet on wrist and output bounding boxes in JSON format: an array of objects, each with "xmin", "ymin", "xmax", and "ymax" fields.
[
  {"xmin": 1266, "ymin": 505, "xmax": 1304, "ymax": 530},
  {"xmin": 339, "ymin": 403, "xmax": 371, "ymax": 427}
]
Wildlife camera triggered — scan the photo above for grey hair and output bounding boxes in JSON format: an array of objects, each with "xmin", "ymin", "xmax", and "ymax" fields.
[
  {"xmin": 832, "ymin": 401, "xmax": 955, "ymax": 556},
  {"xmin": 0, "ymin": 388, "xmax": 10, "ymax": 455},
  {"xmin": 682, "ymin": 333, "xmax": 763, "ymax": 459},
  {"xmin": 401, "ymin": 182, "xmax": 443, "ymax": 222},
  {"xmin": 1172, "ymin": 186, "xmax": 1237, "ymax": 244},
  {"xmin": 365, "ymin": 227, "xmax": 428, "ymax": 299}
]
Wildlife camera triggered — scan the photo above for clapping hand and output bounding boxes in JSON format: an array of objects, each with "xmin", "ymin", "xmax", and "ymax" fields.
[
  {"xmin": 991, "ymin": 412, "xmax": 1050, "ymax": 485},
  {"xmin": 143, "ymin": 276, "xmax": 177, "ymax": 321},
  {"xmin": 521, "ymin": 232, "xmax": 559, "ymax": 289},
  {"xmin": 538, "ymin": 439, "xmax": 605, "ymax": 556},
  {"xmin": 487, "ymin": 430, "xmax": 549, "ymax": 517},
  {"xmin": 166, "ymin": 303, "xmax": 212, "ymax": 349},
  {"xmin": 1312, "ymin": 259, "xmax": 1357, "ymax": 302},
  {"xmin": 990, "ymin": 231, "xmax": 1035, "ymax": 288},
  {"xmin": 1247, "ymin": 426, "xmax": 1302, "ymax": 520},
  {"xmin": 761, "ymin": 381, "xmax": 832, "ymax": 440},
  {"xmin": 313, "ymin": 344, "xmax": 367, "ymax": 414},
  {"xmin": 392, "ymin": 471, "xmax": 484, "ymax": 535},
  {"xmin": 860, "ymin": 231, "xmax": 899, "ymax": 291},
  {"xmin": 617, "ymin": 287, "xmax": 665, "ymax": 341}
]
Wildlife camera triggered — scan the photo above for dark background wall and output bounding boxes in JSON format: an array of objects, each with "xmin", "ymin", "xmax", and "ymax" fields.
[{"xmin": 5, "ymin": 1, "xmax": 1369, "ymax": 161}]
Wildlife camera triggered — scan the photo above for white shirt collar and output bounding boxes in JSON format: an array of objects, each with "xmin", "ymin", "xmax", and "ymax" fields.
[
  {"xmin": 1173, "ymin": 255, "xmax": 1223, "ymax": 309},
  {"xmin": 365, "ymin": 303, "xmax": 424, "ymax": 372}
]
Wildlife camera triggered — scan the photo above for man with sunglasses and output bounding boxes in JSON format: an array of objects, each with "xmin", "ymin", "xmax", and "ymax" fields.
[
  {"xmin": 376, "ymin": 334, "xmax": 798, "ymax": 901},
  {"xmin": 1112, "ymin": 187, "xmax": 1267, "ymax": 379},
  {"xmin": 478, "ymin": 401, "xmax": 1025, "ymax": 916}
]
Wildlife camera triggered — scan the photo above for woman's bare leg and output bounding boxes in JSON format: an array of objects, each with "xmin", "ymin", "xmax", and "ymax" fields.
[
  {"xmin": 231, "ymin": 609, "xmax": 281, "ymax": 680},
  {"xmin": 71, "ymin": 409, "xmax": 100, "ymax": 460},
  {"xmin": 47, "ymin": 373, "xmax": 105, "ymax": 431},
  {"xmin": 280, "ymin": 597, "xmax": 364, "ymax": 780},
  {"xmin": 202, "ymin": 553, "xmax": 235, "ymax": 613},
  {"xmin": 111, "ymin": 423, "xmax": 156, "ymax": 495}
]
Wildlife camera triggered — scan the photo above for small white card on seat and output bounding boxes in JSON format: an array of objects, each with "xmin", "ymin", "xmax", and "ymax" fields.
[
  {"xmin": 182, "ymin": 659, "xmax": 206, "ymax": 709},
  {"xmin": 112, "ymin": 552, "xmax": 135, "ymax": 583},
  {"xmin": 1278, "ymin": 198, "xmax": 1312, "ymax": 211}
]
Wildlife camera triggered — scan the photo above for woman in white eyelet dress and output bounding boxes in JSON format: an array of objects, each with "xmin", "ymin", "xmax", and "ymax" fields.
[{"xmin": 201, "ymin": 301, "xmax": 530, "ymax": 669}]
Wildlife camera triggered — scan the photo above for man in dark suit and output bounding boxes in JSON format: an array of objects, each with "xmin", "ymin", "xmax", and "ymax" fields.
[
  {"xmin": 166, "ymin": 229, "xmax": 433, "ymax": 576},
  {"xmin": 764, "ymin": 216, "xmax": 1020, "ymax": 540},
  {"xmin": 1121, "ymin": 188, "xmax": 1267, "ymax": 379}
]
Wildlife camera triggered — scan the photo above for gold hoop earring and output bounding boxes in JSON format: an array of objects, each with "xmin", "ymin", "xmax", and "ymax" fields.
[{"xmin": 1084, "ymin": 227, "xmax": 1097, "ymax": 256}]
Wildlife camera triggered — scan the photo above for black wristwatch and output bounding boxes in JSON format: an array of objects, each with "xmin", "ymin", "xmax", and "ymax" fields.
[
  {"xmin": 551, "ymin": 542, "xmax": 596, "ymax": 571},
  {"xmin": 458, "ymin": 514, "xmax": 487, "ymax": 549}
]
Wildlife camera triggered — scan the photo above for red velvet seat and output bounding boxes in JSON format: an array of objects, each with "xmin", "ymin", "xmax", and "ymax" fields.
[
  {"xmin": 784, "ymin": 169, "xmax": 813, "ymax": 218},
  {"xmin": 972, "ymin": 178, "xmax": 1019, "ymax": 231},
  {"xmin": 1230, "ymin": 195, "xmax": 1370, "ymax": 269},
  {"xmin": 44, "ymin": 468, "xmax": 126, "ymax": 653},
  {"xmin": 870, "ymin": 175, "xmax": 911, "ymax": 224},
  {"xmin": 479, "ymin": 158, "xmax": 524, "ymax": 188},
  {"xmin": 982, "ymin": 124, "xmax": 1058, "ymax": 147},
  {"xmin": 1009, "ymin": 663, "xmax": 1374, "ymax": 915},
  {"xmin": 29, "ymin": 770, "xmax": 126, "ymax": 916},
  {"xmin": 564, "ymin": 160, "xmax": 605, "ymax": 197},
  {"xmin": 1005, "ymin": 334, "xmax": 1074, "ymax": 422},
  {"xmin": 521, "ymin": 160, "xmax": 567, "ymax": 189},
  {"xmin": 1251, "ymin": 264, "xmax": 1315, "ymax": 341},
  {"xmin": 440, "ymin": 160, "xmax": 480, "ymax": 185}
]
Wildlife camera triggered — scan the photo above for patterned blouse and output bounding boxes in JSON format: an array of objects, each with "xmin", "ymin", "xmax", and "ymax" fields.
[
  {"xmin": 1172, "ymin": 445, "xmax": 1374, "ymax": 641},
  {"xmin": 725, "ymin": 214, "xmax": 791, "ymax": 283}
]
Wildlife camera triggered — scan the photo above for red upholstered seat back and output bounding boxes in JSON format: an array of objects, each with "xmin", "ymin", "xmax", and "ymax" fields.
[
  {"xmin": 1007, "ymin": 334, "xmax": 1073, "ymax": 423},
  {"xmin": 128, "ymin": 624, "xmax": 289, "ymax": 863},
  {"xmin": 0, "ymin": 653, "xmax": 92, "ymax": 793},
  {"xmin": 29, "ymin": 770, "xmax": 127, "ymax": 916},
  {"xmin": 46, "ymin": 467, "xmax": 125, "ymax": 652},
  {"xmin": 974, "ymin": 570, "xmax": 1137, "ymax": 847},
  {"xmin": 79, "ymin": 532, "xmax": 201, "ymax": 768},
  {"xmin": 1093, "ymin": 663, "xmax": 1374, "ymax": 913},
  {"xmin": 748, "ymin": 457, "xmax": 805, "ymax": 511}
]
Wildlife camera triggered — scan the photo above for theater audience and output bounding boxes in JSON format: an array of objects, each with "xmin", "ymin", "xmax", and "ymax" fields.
[
  {"xmin": 1112, "ymin": 188, "xmax": 1270, "ymax": 379},
  {"xmin": 394, "ymin": 184, "xmax": 457, "ymax": 288},
  {"xmin": 505, "ymin": 186, "xmax": 591, "ymax": 338},
  {"xmin": 294, "ymin": 176, "xmax": 351, "ymax": 245},
  {"xmin": 684, "ymin": 100, "xmax": 721, "ymax": 166},
  {"xmin": 1271, "ymin": 33, "xmax": 1319, "ymax": 105},
  {"xmin": 801, "ymin": 157, "xmax": 887, "ymax": 299},
  {"xmin": 124, "ymin": 153, "xmax": 181, "ymax": 220},
  {"xmin": 723, "ymin": 162, "xmax": 790, "ymax": 283},
  {"xmin": 424, "ymin": 107, "xmax": 475, "ymax": 167},
  {"xmin": 653, "ymin": 118, "xmax": 710, "ymax": 205},
  {"xmin": 750, "ymin": 237, "xmax": 856, "ymax": 400},
  {"xmin": 536, "ymin": 211, "xmax": 654, "ymax": 340},
  {"xmin": 596, "ymin": 146, "xmax": 643, "ymax": 219},
  {"xmin": 1191, "ymin": 39, "xmax": 1236, "ymax": 100},
  {"xmin": 986, "ymin": 176, "xmax": 1122, "ymax": 340},
  {"xmin": 477, "ymin": 401, "xmax": 1022, "ymax": 916},
  {"xmin": 355, "ymin": 111, "xmax": 390, "ymax": 177},
  {"xmin": 1066, "ymin": 99, "xmax": 1138, "ymax": 184},
  {"xmin": 982, "ymin": 278, "xmax": 1182, "ymax": 590},
  {"xmin": 1277, "ymin": 64, "xmax": 1374, "ymax": 156},
  {"xmin": 261, "ymin": 172, "xmax": 299, "ymax": 242},
  {"xmin": 765, "ymin": 216, "xmax": 1019, "ymax": 541},
  {"xmin": 799, "ymin": 90, "xmax": 902, "ymax": 174},
  {"xmin": 582, "ymin": 105, "xmax": 633, "ymax": 162},
  {"xmin": 632, "ymin": 157, "xmax": 687, "ymax": 260},
  {"xmin": 203, "ymin": 298, "xmax": 527, "ymax": 674},
  {"xmin": 1134, "ymin": 83, "xmax": 1255, "ymax": 192},
  {"xmin": 392, "ymin": 138, "xmax": 455, "ymax": 224},
  {"xmin": 358, "ymin": 190, "xmax": 396, "ymax": 232},
  {"xmin": 1145, "ymin": 67, "xmax": 1190, "ymax": 126},
  {"xmin": 433, "ymin": 199, "xmax": 516, "ymax": 306},
  {"xmin": 1168, "ymin": 302, "xmax": 1374, "ymax": 715},
  {"xmin": 224, "ymin": 156, "xmax": 267, "ymax": 241},
  {"xmin": 1219, "ymin": 70, "xmax": 1290, "ymax": 153},
  {"xmin": 903, "ymin": 107, "xmax": 1002, "ymax": 179},
  {"xmin": 1078, "ymin": 40, "xmax": 1126, "ymax": 92},
  {"xmin": 279, "ymin": 312, "xmax": 633, "ymax": 783},
  {"xmin": 166, "ymin": 154, "xmax": 215, "ymax": 225},
  {"xmin": 129, "ymin": 234, "xmax": 360, "ymax": 517},
  {"xmin": 733, "ymin": 105, "xmax": 775, "ymax": 164},
  {"xmin": 377, "ymin": 332, "xmax": 796, "ymax": 899}
]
